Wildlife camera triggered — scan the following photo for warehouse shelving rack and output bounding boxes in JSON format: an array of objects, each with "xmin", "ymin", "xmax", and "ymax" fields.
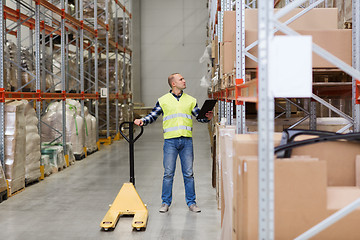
[
  {"xmin": 0, "ymin": 0, "xmax": 132, "ymax": 167},
  {"xmin": 209, "ymin": 0, "xmax": 360, "ymax": 239},
  {"xmin": 210, "ymin": 0, "xmax": 359, "ymax": 134},
  {"xmin": 97, "ymin": 0, "xmax": 132, "ymax": 144}
]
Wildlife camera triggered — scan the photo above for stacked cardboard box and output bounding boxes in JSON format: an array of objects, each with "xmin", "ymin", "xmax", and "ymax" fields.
[
  {"xmin": 230, "ymin": 133, "xmax": 360, "ymax": 239},
  {"xmin": 243, "ymin": 8, "xmax": 352, "ymax": 69},
  {"xmin": 217, "ymin": 8, "xmax": 351, "ymax": 70}
]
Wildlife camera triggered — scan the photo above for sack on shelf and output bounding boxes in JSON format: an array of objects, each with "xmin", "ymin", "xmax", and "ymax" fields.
[{"xmin": 21, "ymin": 100, "xmax": 41, "ymax": 183}]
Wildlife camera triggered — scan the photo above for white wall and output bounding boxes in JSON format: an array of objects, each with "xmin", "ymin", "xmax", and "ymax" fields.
[{"xmin": 140, "ymin": 0, "xmax": 209, "ymax": 107}]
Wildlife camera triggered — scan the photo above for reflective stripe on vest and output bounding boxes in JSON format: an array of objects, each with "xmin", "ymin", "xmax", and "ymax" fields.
[
  {"xmin": 158, "ymin": 92, "xmax": 196, "ymax": 139},
  {"xmin": 163, "ymin": 125, "xmax": 192, "ymax": 133},
  {"xmin": 163, "ymin": 113, "xmax": 192, "ymax": 122}
]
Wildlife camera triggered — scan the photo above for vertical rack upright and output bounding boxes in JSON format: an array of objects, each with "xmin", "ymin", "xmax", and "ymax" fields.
[{"xmin": 0, "ymin": 1, "xmax": 4, "ymax": 168}]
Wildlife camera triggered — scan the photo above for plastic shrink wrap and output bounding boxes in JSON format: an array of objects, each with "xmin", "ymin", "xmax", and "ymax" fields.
[
  {"xmin": 5, "ymin": 101, "xmax": 26, "ymax": 195},
  {"xmin": 90, "ymin": 114, "xmax": 98, "ymax": 152},
  {"xmin": 41, "ymin": 101, "xmax": 62, "ymax": 143},
  {"xmin": 53, "ymin": 52, "xmax": 76, "ymax": 92},
  {"xmin": 83, "ymin": 0, "xmax": 113, "ymax": 38},
  {"xmin": 84, "ymin": 107, "xmax": 97, "ymax": 153},
  {"xmin": 41, "ymin": 155, "xmax": 52, "ymax": 176},
  {"xmin": 116, "ymin": 17, "xmax": 130, "ymax": 49},
  {"xmin": 41, "ymin": 145, "xmax": 66, "ymax": 172},
  {"xmin": 41, "ymin": 100, "xmax": 94, "ymax": 156},
  {"xmin": 66, "ymin": 143, "xmax": 76, "ymax": 165},
  {"xmin": 5, "ymin": 41, "xmax": 17, "ymax": 91},
  {"xmin": 66, "ymin": 99, "xmax": 85, "ymax": 155},
  {"xmin": 0, "ymin": 162, "xmax": 7, "ymax": 194},
  {"xmin": 21, "ymin": 100, "xmax": 41, "ymax": 183},
  {"xmin": 219, "ymin": 126, "xmax": 236, "ymax": 240},
  {"xmin": 42, "ymin": 101, "xmax": 84, "ymax": 155}
]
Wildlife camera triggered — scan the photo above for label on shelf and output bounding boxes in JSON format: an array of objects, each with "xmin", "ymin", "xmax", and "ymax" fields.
[{"xmin": 100, "ymin": 88, "xmax": 108, "ymax": 98}]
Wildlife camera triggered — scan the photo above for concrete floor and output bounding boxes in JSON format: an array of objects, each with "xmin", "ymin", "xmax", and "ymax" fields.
[{"xmin": 0, "ymin": 121, "xmax": 221, "ymax": 240}]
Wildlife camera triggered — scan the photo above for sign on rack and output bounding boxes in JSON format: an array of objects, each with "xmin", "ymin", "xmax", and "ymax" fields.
[
  {"xmin": 100, "ymin": 88, "xmax": 108, "ymax": 98},
  {"xmin": 269, "ymin": 35, "xmax": 313, "ymax": 98}
]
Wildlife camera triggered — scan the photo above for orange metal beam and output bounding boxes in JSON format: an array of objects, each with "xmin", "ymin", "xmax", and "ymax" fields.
[
  {"xmin": 3, "ymin": 91, "xmax": 99, "ymax": 101},
  {"xmin": 209, "ymin": 79, "xmax": 258, "ymax": 103},
  {"xmin": 97, "ymin": 19, "xmax": 107, "ymax": 30},
  {"xmin": 4, "ymin": 5, "xmax": 61, "ymax": 35},
  {"xmin": 114, "ymin": 0, "xmax": 132, "ymax": 18},
  {"xmin": 34, "ymin": 0, "xmax": 96, "ymax": 36},
  {"xmin": 109, "ymin": 39, "xmax": 132, "ymax": 56},
  {"xmin": 356, "ymin": 80, "xmax": 360, "ymax": 104}
]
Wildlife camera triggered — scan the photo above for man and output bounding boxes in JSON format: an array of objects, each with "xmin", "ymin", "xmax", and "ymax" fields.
[{"xmin": 134, "ymin": 73, "xmax": 213, "ymax": 213}]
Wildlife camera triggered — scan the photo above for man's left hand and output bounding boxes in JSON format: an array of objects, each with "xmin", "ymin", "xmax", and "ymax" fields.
[{"xmin": 205, "ymin": 111, "xmax": 214, "ymax": 120}]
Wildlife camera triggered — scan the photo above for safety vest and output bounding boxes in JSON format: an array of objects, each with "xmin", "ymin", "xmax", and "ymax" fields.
[{"xmin": 158, "ymin": 92, "xmax": 196, "ymax": 139}]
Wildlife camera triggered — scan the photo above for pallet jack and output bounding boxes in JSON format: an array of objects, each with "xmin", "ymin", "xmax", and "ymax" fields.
[{"xmin": 100, "ymin": 122, "xmax": 148, "ymax": 231}]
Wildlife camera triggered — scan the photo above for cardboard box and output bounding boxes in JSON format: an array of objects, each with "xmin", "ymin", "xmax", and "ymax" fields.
[
  {"xmin": 314, "ymin": 187, "xmax": 360, "ymax": 240},
  {"xmin": 219, "ymin": 43, "xmax": 224, "ymax": 78},
  {"xmin": 291, "ymin": 137, "xmax": 360, "ymax": 186},
  {"xmin": 220, "ymin": 42, "xmax": 236, "ymax": 76},
  {"xmin": 211, "ymin": 39, "xmax": 216, "ymax": 58},
  {"xmin": 356, "ymin": 156, "xmax": 360, "ymax": 187},
  {"xmin": 215, "ymin": 36, "xmax": 219, "ymax": 64},
  {"xmin": 212, "ymin": 35, "xmax": 219, "ymax": 61},
  {"xmin": 245, "ymin": 8, "xmax": 338, "ymax": 31},
  {"xmin": 217, "ymin": 125, "xmax": 236, "ymax": 231},
  {"xmin": 223, "ymin": 11, "xmax": 236, "ymax": 42},
  {"xmin": 233, "ymin": 133, "xmax": 283, "ymax": 157},
  {"xmin": 215, "ymin": 124, "xmax": 222, "ymax": 210},
  {"xmin": 327, "ymin": 187, "xmax": 360, "ymax": 210},
  {"xmin": 230, "ymin": 133, "xmax": 360, "ymax": 239},
  {"xmin": 233, "ymin": 157, "xmax": 328, "ymax": 240},
  {"xmin": 245, "ymin": 29, "xmax": 352, "ymax": 69}
]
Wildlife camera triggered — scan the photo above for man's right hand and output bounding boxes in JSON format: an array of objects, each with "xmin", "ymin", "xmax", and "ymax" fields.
[{"xmin": 134, "ymin": 119, "xmax": 144, "ymax": 126}]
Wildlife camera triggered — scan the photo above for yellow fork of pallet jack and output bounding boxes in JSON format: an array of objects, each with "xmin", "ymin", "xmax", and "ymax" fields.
[{"xmin": 100, "ymin": 182, "xmax": 148, "ymax": 230}]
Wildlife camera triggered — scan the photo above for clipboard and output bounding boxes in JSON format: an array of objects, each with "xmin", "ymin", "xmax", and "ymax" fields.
[{"xmin": 196, "ymin": 99, "xmax": 217, "ymax": 120}]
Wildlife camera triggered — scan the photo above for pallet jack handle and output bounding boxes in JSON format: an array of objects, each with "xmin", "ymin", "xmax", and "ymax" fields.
[{"xmin": 119, "ymin": 122, "xmax": 144, "ymax": 187}]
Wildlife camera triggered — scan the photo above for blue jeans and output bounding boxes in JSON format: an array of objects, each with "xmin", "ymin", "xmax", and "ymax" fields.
[{"xmin": 162, "ymin": 137, "xmax": 196, "ymax": 207}]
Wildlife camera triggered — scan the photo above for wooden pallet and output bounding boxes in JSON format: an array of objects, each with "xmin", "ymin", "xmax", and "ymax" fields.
[
  {"xmin": 51, "ymin": 165, "xmax": 66, "ymax": 174},
  {"xmin": 8, "ymin": 187, "xmax": 25, "ymax": 197},
  {"xmin": 0, "ymin": 190, "xmax": 7, "ymax": 203},
  {"xmin": 25, "ymin": 178, "xmax": 40, "ymax": 187},
  {"xmin": 75, "ymin": 153, "xmax": 86, "ymax": 161}
]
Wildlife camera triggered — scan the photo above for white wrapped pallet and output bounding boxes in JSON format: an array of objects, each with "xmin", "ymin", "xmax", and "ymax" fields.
[
  {"xmin": 41, "ymin": 101, "xmax": 62, "ymax": 143},
  {"xmin": 41, "ymin": 101, "xmax": 85, "ymax": 156},
  {"xmin": 84, "ymin": 107, "xmax": 92, "ymax": 153},
  {"xmin": 41, "ymin": 144, "xmax": 66, "ymax": 173},
  {"xmin": 66, "ymin": 99, "xmax": 85, "ymax": 156},
  {"xmin": 66, "ymin": 143, "xmax": 76, "ymax": 165},
  {"xmin": 40, "ymin": 155, "xmax": 51, "ymax": 176},
  {"xmin": 48, "ymin": 145, "xmax": 65, "ymax": 173},
  {"xmin": 84, "ymin": 106, "xmax": 98, "ymax": 153},
  {"xmin": 90, "ymin": 115, "xmax": 98, "ymax": 152},
  {"xmin": 0, "ymin": 162, "xmax": 7, "ymax": 195},
  {"xmin": 21, "ymin": 100, "xmax": 41, "ymax": 184},
  {"xmin": 4, "ymin": 101, "xmax": 26, "ymax": 195}
]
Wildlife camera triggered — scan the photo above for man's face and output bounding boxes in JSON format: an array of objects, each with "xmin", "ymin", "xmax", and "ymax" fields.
[{"xmin": 172, "ymin": 74, "xmax": 186, "ymax": 90}]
